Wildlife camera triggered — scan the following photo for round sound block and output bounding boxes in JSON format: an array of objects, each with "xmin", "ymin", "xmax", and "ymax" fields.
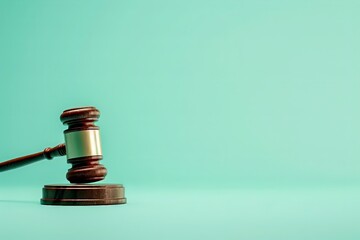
[{"xmin": 41, "ymin": 184, "xmax": 126, "ymax": 206}]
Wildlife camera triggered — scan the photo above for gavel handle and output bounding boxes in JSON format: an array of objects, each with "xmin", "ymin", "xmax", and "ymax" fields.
[{"xmin": 0, "ymin": 144, "xmax": 66, "ymax": 172}]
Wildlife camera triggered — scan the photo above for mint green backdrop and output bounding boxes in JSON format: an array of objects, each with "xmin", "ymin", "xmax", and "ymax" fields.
[{"xmin": 1, "ymin": 1, "xmax": 360, "ymax": 239}]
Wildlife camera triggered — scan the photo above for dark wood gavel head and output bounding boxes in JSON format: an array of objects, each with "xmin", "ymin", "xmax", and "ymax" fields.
[{"xmin": 60, "ymin": 107, "xmax": 107, "ymax": 184}]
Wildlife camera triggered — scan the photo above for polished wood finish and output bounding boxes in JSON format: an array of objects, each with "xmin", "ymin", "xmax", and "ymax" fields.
[
  {"xmin": 60, "ymin": 107, "xmax": 107, "ymax": 184},
  {"xmin": 0, "ymin": 106, "xmax": 126, "ymax": 206},
  {"xmin": 41, "ymin": 184, "xmax": 126, "ymax": 205},
  {"xmin": 0, "ymin": 144, "xmax": 66, "ymax": 172}
]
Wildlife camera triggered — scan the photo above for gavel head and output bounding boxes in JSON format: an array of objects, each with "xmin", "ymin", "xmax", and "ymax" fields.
[{"xmin": 60, "ymin": 106, "xmax": 107, "ymax": 184}]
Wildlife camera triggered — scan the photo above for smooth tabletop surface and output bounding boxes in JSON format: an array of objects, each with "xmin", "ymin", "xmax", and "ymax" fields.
[{"xmin": 1, "ymin": 185, "xmax": 360, "ymax": 240}]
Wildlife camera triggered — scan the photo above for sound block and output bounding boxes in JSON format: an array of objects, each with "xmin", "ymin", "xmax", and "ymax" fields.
[{"xmin": 41, "ymin": 184, "xmax": 126, "ymax": 206}]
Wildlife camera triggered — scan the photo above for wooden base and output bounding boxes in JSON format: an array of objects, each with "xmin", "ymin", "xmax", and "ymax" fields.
[{"xmin": 41, "ymin": 184, "xmax": 126, "ymax": 206}]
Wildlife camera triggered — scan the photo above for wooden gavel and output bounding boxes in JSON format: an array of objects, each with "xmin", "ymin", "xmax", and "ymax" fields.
[{"xmin": 0, "ymin": 106, "xmax": 107, "ymax": 184}]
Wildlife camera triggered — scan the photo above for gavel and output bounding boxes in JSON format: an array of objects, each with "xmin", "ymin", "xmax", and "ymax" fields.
[
  {"xmin": 0, "ymin": 106, "xmax": 126, "ymax": 206},
  {"xmin": 0, "ymin": 106, "xmax": 106, "ymax": 183}
]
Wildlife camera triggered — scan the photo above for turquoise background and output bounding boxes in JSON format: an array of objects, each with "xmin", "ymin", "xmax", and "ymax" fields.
[{"xmin": 1, "ymin": 0, "xmax": 360, "ymax": 239}]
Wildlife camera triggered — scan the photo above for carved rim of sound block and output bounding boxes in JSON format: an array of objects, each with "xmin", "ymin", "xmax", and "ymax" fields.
[{"xmin": 41, "ymin": 184, "xmax": 126, "ymax": 206}]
